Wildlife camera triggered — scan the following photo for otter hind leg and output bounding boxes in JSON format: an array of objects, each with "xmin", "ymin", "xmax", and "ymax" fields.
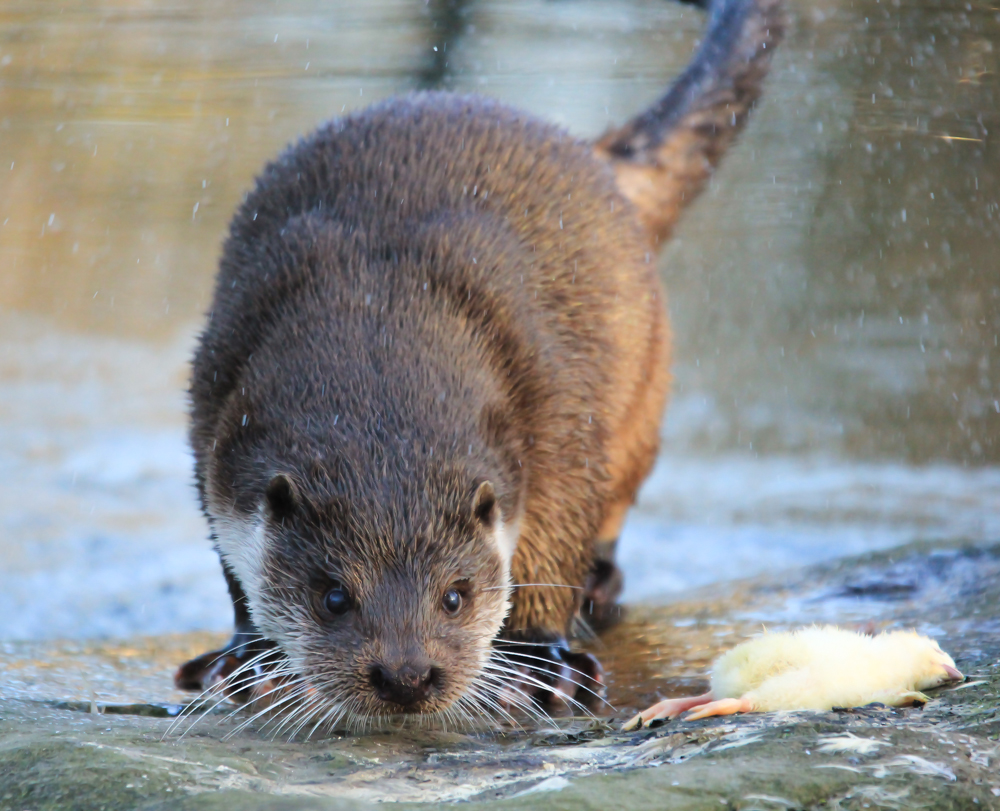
[
  {"xmin": 585, "ymin": 292, "xmax": 672, "ymax": 632},
  {"xmin": 582, "ymin": 539, "xmax": 626, "ymax": 631}
]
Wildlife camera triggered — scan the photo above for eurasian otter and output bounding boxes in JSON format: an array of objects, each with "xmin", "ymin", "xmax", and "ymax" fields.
[{"xmin": 175, "ymin": 0, "xmax": 783, "ymax": 730}]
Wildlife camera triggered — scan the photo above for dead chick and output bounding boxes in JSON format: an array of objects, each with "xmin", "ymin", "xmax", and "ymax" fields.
[{"xmin": 623, "ymin": 626, "xmax": 963, "ymax": 731}]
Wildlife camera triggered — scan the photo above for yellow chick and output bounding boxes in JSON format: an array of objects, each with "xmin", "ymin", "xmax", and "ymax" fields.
[{"xmin": 623, "ymin": 626, "xmax": 963, "ymax": 731}]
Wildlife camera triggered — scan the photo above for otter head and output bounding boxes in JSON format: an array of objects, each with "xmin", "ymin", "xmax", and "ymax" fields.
[{"xmin": 212, "ymin": 464, "xmax": 515, "ymax": 730}]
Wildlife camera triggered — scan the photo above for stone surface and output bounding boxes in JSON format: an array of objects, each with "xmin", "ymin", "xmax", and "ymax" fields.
[{"xmin": 2, "ymin": 540, "xmax": 999, "ymax": 810}]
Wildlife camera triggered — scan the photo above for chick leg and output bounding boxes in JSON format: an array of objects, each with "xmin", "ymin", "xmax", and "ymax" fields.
[
  {"xmin": 684, "ymin": 696, "xmax": 753, "ymax": 720},
  {"xmin": 623, "ymin": 691, "xmax": 715, "ymax": 730}
]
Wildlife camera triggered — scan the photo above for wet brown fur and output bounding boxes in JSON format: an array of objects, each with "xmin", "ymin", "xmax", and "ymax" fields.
[
  {"xmin": 183, "ymin": 0, "xmax": 783, "ymax": 723},
  {"xmin": 193, "ymin": 96, "xmax": 666, "ymax": 639}
]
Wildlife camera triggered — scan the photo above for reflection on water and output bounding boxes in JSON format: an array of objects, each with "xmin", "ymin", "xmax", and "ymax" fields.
[
  {"xmin": 0, "ymin": 0, "xmax": 694, "ymax": 337},
  {"xmin": 0, "ymin": 0, "xmax": 998, "ymax": 639}
]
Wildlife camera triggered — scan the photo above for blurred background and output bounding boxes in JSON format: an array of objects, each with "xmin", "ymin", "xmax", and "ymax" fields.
[{"xmin": 1, "ymin": 0, "xmax": 998, "ymax": 640}]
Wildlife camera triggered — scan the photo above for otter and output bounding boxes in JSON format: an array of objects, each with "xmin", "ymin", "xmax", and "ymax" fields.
[{"xmin": 175, "ymin": 0, "xmax": 784, "ymax": 730}]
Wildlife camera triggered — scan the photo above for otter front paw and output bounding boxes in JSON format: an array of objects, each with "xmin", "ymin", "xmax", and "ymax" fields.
[
  {"xmin": 494, "ymin": 638, "xmax": 606, "ymax": 717},
  {"xmin": 174, "ymin": 634, "xmax": 281, "ymax": 705}
]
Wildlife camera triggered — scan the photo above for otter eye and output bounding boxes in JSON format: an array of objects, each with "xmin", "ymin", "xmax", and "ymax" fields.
[
  {"xmin": 442, "ymin": 587, "xmax": 463, "ymax": 616},
  {"xmin": 323, "ymin": 583, "xmax": 351, "ymax": 616}
]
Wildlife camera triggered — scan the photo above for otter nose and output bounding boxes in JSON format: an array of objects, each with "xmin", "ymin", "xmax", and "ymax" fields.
[{"xmin": 369, "ymin": 663, "xmax": 439, "ymax": 707}]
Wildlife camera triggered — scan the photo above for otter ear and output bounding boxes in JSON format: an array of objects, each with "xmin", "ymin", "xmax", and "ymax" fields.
[
  {"xmin": 472, "ymin": 480, "xmax": 497, "ymax": 528},
  {"xmin": 266, "ymin": 473, "xmax": 299, "ymax": 521}
]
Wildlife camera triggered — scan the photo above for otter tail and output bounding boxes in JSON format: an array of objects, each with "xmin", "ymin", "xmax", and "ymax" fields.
[{"xmin": 594, "ymin": 0, "xmax": 785, "ymax": 244}]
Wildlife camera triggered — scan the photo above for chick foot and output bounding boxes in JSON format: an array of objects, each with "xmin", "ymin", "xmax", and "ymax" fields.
[
  {"xmin": 622, "ymin": 691, "xmax": 714, "ymax": 730},
  {"xmin": 685, "ymin": 696, "xmax": 753, "ymax": 720}
]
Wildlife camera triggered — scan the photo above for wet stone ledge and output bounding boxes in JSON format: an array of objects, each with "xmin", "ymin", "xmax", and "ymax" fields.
[{"xmin": 2, "ymin": 540, "xmax": 999, "ymax": 811}]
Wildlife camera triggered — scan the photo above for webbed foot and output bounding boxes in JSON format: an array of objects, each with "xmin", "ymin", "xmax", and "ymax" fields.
[
  {"xmin": 174, "ymin": 629, "xmax": 280, "ymax": 705},
  {"xmin": 494, "ymin": 636, "xmax": 607, "ymax": 716}
]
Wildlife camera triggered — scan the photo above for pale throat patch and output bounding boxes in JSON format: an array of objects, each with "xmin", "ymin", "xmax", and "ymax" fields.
[
  {"xmin": 208, "ymin": 502, "xmax": 290, "ymax": 642},
  {"xmin": 491, "ymin": 516, "xmax": 517, "ymax": 625},
  {"xmin": 492, "ymin": 516, "xmax": 518, "ymax": 571}
]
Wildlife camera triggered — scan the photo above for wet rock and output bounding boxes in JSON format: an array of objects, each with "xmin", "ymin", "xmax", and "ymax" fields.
[{"xmin": 2, "ymin": 540, "xmax": 999, "ymax": 810}]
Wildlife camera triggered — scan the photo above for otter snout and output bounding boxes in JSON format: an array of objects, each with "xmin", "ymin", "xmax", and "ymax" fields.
[{"xmin": 369, "ymin": 662, "xmax": 442, "ymax": 708}]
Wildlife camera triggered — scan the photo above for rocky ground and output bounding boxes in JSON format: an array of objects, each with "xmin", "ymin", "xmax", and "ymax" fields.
[{"xmin": 2, "ymin": 539, "xmax": 998, "ymax": 810}]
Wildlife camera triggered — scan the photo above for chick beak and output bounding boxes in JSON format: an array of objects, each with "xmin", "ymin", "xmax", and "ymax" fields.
[{"xmin": 942, "ymin": 664, "xmax": 964, "ymax": 682}]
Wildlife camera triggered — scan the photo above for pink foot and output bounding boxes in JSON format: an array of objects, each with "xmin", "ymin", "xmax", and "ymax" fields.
[
  {"xmin": 684, "ymin": 696, "xmax": 752, "ymax": 720},
  {"xmin": 623, "ymin": 691, "xmax": 714, "ymax": 731}
]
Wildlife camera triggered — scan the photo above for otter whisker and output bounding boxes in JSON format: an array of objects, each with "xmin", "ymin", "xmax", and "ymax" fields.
[
  {"xmin": 221, "ymin": 684, "xmax": 310, "ymax": 740},
  {"xmin": 283, "ymin": 694, "xmax": 330, "ymax": 741},
  {"xmin": 336, "ymin": 695, "xmax": 366, "ymax": 735},
  {"xmin": 455, "ymin": 702, "xmax": 481, "ymax": 732},
  {"xmin": 492, "ymin": 638, "xmax": 580, "ymax": 646},
  {"xmin": 216, "ymin": 671, "xmax": 305, "ymax": 728},
  {"xmin": 212, "ymin": 661, "xmax": 298, "ymax": 708},
  {"xmin": 436, "ymin": 705, "xmax": 457, "ymax": 733},
  {"xmin": 450, "ymin": 693, "xmax": 487, "ymax": 731},
  {"xmin": 448, "ymin": 700, "xmax": 479, "ymax": 732},
  {"xmin": 197, "ymin": 635, "xmax": 270, "ymax": 671},
  {"xmin": 167, "ymin": 690, "xmax": 232, "ymax": 741},
  {"xmin": 482, "ymin": 661, "xmax": 593, "ymax": 718},
  {"xmin": 257, "ymin": 699, "xmax": 310, "ymax": 741},
  {"xmin": 491, "ymin": 648, "xmax": 598, "ymax": 685},
  {"xmin": 475, "ymin": 670, "xmax": 557, "ymax": 728},
  {"xmin": 219, "ymin": 675, "xmax": 310, "ymax": 739},
  {"xmin": 167, "ymin": 660, "xmax": 292, "ymax": 741},
  {"xmin": 304, "ymin": 696, "xmax": 349, "ymax": 741},
  {"xmin": 480, "ymin": 668, "xmax": 566, "ymax": 716},
  {"xmin": 250, "ymin": 688, "xmax": 317, "ymax": 741},
  {"xmin": 487, "ymin": 670, "xmax": 596, "ymax": 718},
  {"xmin": 449, "ymin": 698, "xmax": 481, "ymax": 732},
  {"xmin": 479, "ymin": 688, "xmax": 553, "ymax": 731},
  {"xmin": 493, "ymin": 649, "xmax": 600, "ymax": 682},
  {"xmin": 213, "ymin": 655, "xmax": 294, "ymax": 700},
  {"xmin": 483, "ymin": 583, "xmax": 583, "ymax": 591},
  {"xmin": 165, "ymin": 646, "xmax": 286, "ymax": 738},
  {"xmin": 166, "ymin": 682, "xmax": 226, "ymax": 740},
  {"xmin": 463, "ymin": 682, "xmax": 525, "ymax": 731},
  {"xmin": 284, "ymin": 676, "xmax": 354, "ymax": 740},
  {"xmin": 260, "ymin": 682, "xmax": 323, "ymax": 736},
  {"xmin": 492, "ymin": 650, "xmax": 614, "ymax": 710},
  {"xmin": 435, "ymin": 702, "xmax": 457, "ymax": 732}
]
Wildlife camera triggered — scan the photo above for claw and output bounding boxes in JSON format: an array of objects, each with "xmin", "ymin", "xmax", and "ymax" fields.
[{"xmin": 622, "ymin": 691, "xmax": 715, "ymax": 731}]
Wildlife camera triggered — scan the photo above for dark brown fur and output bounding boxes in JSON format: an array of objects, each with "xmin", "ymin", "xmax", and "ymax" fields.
[{"xmin": 177, "ymin": 0, "xmax": 783, "ymax": 726}]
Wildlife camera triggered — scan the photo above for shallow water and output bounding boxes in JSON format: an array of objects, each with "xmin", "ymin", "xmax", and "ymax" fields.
[
  {"xmin": 0, "ymin": 0, "xmax": 998, "ymax": 642},
  {"xmin": 3, "ymin": 540, "xmax": 999, "ymax": 807}
]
